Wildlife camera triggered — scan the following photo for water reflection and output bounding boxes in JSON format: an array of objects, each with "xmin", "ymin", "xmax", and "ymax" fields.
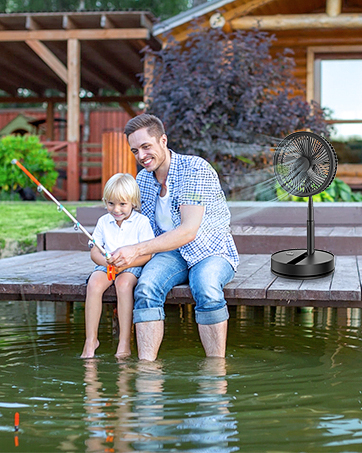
[
  {"xmin": 1, "ymin": 303, "xmax": 362, "ymax": 452},
  {"xmin": 81, "ymin": 357, "xmax": 237, "ymax": 452}
]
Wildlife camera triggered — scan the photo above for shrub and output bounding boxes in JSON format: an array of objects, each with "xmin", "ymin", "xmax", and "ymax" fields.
[
  {"xmin": 276, "ymin": 178, "xmax": 362, "ymax": 202},
  {"xmin": 0, "ymin": 135, "xmax": 58, "ymax": 196},
  {"xmin": 143, "ymin": 26, "xmax": 331, "ymax": 197}
]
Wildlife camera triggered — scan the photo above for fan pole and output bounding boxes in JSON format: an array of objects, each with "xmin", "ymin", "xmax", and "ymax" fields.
[{"xmin": 307, "ymin": 196, "xmax": 315, "ymax": 255}]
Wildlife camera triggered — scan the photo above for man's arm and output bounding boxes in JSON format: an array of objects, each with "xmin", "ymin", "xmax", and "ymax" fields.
[{"xmin": 107, "ymin": 204, "xmax": 205, "ymax": 268}]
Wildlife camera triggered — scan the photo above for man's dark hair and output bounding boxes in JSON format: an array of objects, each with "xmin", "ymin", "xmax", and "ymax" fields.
[{"xmin": 124, "ymin": 113, "xmax": 165, "ymax": 141}]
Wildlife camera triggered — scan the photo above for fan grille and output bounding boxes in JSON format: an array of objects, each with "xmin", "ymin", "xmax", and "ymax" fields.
[{"xmin": 274, "ymin": 131, "xmax": 337, "ymax": 197}]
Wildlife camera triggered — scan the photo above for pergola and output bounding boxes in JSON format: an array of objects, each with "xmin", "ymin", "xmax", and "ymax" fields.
[{"xmin": 0, "ymin": 11, "xmax": 161, "ymax": 200}]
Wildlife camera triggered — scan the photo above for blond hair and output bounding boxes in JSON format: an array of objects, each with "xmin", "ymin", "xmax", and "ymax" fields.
[{"xmin": 102, "ymin": 173, "xmax": 141, "ymax": 210}]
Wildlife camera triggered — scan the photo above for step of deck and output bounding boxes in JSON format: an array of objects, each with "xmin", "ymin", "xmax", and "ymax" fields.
[
  {"xmin": 77, "ymin": 202, "xmax": 362, "ymax": 227},
  {"xmin": 37, "ymin": 202, "xmax": 362, "ymax": 255},
  {"xmin": 37, "ymin": 224, "xmax": 362, "ymax": 255}
]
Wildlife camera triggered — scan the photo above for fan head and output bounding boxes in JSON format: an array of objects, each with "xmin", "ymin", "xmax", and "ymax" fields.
[{"xmin": 274, "ymin": 131, "xmax": 338, "ymax": 197}]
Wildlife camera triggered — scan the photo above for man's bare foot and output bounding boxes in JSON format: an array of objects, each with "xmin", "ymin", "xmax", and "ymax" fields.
[{"xmin": 81, "ymin": 339, "xmax": 100, "ymax": 358}]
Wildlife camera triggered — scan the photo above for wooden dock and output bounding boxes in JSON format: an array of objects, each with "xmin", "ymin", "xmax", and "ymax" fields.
[{"xmin": 1, "ymin": 250, "xmax": 362, "ymax": 308}]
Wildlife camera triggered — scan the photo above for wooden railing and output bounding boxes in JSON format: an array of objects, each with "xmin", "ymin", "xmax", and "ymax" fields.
[
  {"xmin": 42, "ymin": 141, "xmax": 103, "ymax": 200},
  {"xmin": 42, "ymin": 134, "xmax": 136, "ymax": 200},
  {"xmin": 336, "ymin": 163, "xmax": 362, "ymax": 190}
]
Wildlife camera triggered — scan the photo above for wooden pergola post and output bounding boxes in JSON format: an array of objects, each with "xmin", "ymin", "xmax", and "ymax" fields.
[
  {"xmin": 46, "ymin": 100, "xmax": 54, "ymax": 140},
  {"xmin": 67, "ymin": 38, "xmax": 80, "ymax": 201}
]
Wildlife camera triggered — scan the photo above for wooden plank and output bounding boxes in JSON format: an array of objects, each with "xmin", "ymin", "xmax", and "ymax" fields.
[
  {"xmin": 267, "ymin": 275, "xmax": 303, "ymax": 301},
  {"xmin": 170, "ymin": 255, "xmax": 261, "ymax": 300},
  {"xmin": 329, "ymin": 227, "xmax": 355, "ymax": 237},
  {"xmin": 326, "ymin": 0, "xmax": 342, "ymax": 17},
  {"xmin": 67, "ymin": 38, "xmax": 80, "ymax": 142},
  {"xmin": 330, "ymin": 256, "xmax": 361, "ymax": 301},
  {"xmin": 1, "ymin": 251, "xmax": 362, "ymax": 306},
  {"xmin": 66, "ymin": 37, "xmax": 80, "ymax": 201},
  {"xmin": 235, "ymin": 258, "xmax": 276, "ymax": 299},
  {"xmin": 297, "ymin": 272, "xmax": 333, "ymax": 301},
  {"xmin": 0, "ymin": 28, "xmax": 150, "ymax": 42},
  {"xmin": 26, "ymin": 39, "xmax": 68, "ymax": 83},
  {"xmin": 231, "ymin": 14, "xmax": 362, "ymax": 31},
  {"xmin": 232, "ymin": 254, "xmax": 270, "ymax": 287}
]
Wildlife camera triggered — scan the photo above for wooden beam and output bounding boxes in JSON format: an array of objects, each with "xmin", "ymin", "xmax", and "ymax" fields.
[
  {"xmin": 140, "ymin": 13, "xmax": 153, "ymax": 31},
  {"xmin": 82, "ymin": 41, "xmax": 138, "ymax": 89},
  {"xmin": 67, "ymin": 38, "xmax": 80, "ymax": 201},
  {"xmin": 326, "ymin": 0, "xmax": 342, "ymax": 17},
  {"xmin": 306, "ymin": 48, "xmax": 315, "ymax": 103},
  {"xmin": 224, "ymin": 0, "xmax": 276, "ymax": 21},
  {"xmin": 167, "ymin": 0, "xmax": 276, "ymax": 42},
  {"xmin": 25, "ymin": 16, "xmax": 41, "ymax": 30},
  {"xmin": 143, "ymin": 52, "xmax": 155, "ymax": 108},
  {"xmin": 62, "ymin": 16, "xmax": 77, "ymax": 30},
  {"xmin": 25, "ymin": 40, "xmax": 68, "ymax": 84},
  {"xmin": 67, "ymin": 38, "xmax": 80, "ymax": 142},
  {"xmin": 0, "ymin": 28, "xmax": 150, "ymax": 42},
  {"xmin": 100, "ymin": 14, "xmax": 116, "ymax": 28},
  {"xmin": 0, "ymin": 95, "xmax": 143, "ymax": 103},
  {"xmin": 46, "ymin": 101, "xmax": 54, "ymax": 140},
  {"xmin": 231, "ymin": 13, "xmax": 362, "ymax": 30},
  {"xmin": 119, "ymin": 101, "xmax": 137, "ymax": 117}
]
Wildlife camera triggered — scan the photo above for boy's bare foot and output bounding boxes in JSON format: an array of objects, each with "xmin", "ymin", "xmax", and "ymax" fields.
[
  {"xmin": 115, "ymin": 346, "xmax": 131, "ymax": 359},
  {"xmin": 81, "ymin": 339, "xmax": 100, "ymax": 358}
]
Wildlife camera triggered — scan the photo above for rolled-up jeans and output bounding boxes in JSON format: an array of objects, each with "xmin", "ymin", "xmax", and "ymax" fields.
[{"xmin": 133, "ymin": 250, "xmax": 235, "ymax": 325}]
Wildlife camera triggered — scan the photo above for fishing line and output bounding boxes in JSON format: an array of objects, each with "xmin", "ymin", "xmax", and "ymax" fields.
[
  {"xmin": 11, "ymin": 159, "xmax": 117, "ymax": 281},
  {"xmin": 19, "ymin": 287, "xmax": 39, "ymax": 372}
]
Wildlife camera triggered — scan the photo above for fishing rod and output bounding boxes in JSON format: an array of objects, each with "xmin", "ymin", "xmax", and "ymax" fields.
[{"xmin": 12, "ymin": 159, "xmax": 117, "ymax": 281}]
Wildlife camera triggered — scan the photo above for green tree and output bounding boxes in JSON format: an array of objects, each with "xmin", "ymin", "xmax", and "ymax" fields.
[{"xmin": 1, "ymin": 0, "xmax": 191, "ymax": 19}]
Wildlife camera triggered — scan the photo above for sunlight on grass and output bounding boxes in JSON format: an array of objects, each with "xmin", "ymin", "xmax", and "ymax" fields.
[{"xmin": 0, "ymin": 201, "xmax": 98, "ymax": 250}]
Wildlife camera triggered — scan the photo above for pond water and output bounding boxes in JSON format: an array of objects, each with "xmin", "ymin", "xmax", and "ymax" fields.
[{"xmin": 1, "ymin": 301, "xmax": 362, "ymax": 453}]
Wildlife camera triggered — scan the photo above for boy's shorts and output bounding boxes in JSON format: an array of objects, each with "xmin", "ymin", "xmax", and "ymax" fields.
[{"xmin": 87, "ymin": 265, "xmax": 142, "ymax": 283}]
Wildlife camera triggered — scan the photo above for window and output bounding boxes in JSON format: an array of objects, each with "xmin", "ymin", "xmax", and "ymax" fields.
[{"xmin": 308, "ymin": 47, "xmax": 362, "ymax": 163}]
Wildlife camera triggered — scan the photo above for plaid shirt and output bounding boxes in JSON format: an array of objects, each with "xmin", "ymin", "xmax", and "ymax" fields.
[{"xmin": 136, "ymin": 150, "xmax": 239, "ymax": 270}]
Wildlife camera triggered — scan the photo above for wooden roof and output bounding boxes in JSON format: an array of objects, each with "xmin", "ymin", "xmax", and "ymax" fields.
[
  {"xmin": 0, "ymin": 11, "xmax": 161, "ymax": 99},
  {"xmin": 154, "ymin": 0, "xmax": 362, "ymax": 40}
]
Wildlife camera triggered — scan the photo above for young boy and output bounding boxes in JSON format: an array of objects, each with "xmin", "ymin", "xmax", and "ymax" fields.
[{"xmin": 81, "ymin": 173, "xmax": 154, "ymax": 359}]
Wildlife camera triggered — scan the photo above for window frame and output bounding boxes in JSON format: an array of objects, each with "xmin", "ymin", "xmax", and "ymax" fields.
[{"xmin": 307, "ymin": 45, "xmax": 362, "ymax": 131}]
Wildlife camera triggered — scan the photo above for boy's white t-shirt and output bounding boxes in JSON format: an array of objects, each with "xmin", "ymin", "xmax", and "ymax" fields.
[
  {"xmin": 155, "ymin": 182, "xmax": 174, "ymax": 232},
  {"xmin": 91, "ymin": 209, "xmax": 154, "ymax": 254}
]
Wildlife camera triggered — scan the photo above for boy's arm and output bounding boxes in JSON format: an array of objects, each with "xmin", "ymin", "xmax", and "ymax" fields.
[
  {"xmin": 108, "ymin": 204, "xmax": 204, "ymax": 267},
  {"xmin": 90, "ymin": 245, "xmax": 108, "ymax": 266}
]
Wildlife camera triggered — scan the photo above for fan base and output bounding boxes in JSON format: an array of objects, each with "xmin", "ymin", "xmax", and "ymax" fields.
[{"xmin": 271, "ymin": 249, "xmax": 335, "ymax": 279}]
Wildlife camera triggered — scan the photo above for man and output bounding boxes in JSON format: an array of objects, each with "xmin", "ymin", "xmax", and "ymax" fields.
[{"xmin": 108, "ymin": 113, "xmax": 239, "ymax": 361}]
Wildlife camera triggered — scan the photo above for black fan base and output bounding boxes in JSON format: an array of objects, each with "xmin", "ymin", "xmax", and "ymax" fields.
[{"xmin": 271, "ymin": 249, "xmax": 335, "ymax": 279}]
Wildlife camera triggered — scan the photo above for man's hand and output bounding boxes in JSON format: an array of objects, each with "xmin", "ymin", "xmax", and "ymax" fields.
[{"xmin": 107, "ymin": 244, "xmax": 138, "ymax": 268}]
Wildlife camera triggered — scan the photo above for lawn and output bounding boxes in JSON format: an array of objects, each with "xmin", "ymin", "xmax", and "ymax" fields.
[{"xmin": 0, "ymin": 201, "xmax": 98, "ymax": 256}]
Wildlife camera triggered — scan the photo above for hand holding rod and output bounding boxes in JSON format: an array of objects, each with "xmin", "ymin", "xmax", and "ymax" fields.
[{"xmin": 12, "ymin": 159, "xmax": 116, "ymax": 279}]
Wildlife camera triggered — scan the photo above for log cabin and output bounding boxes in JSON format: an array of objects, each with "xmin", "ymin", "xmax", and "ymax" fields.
[{"xmin": 154, "ymin": 0, "xmax": 362, "ymax": 188}]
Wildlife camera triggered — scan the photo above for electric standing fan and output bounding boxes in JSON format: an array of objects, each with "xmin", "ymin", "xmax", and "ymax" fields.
[{"xmin": 271, "ymin": 131, "xmax": 338, "ymax": 279}]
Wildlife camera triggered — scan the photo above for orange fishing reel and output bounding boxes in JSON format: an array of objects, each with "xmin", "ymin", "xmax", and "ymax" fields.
[{"xmin": 107, "ymin": 265, "xmax": 116, "ymax": 281}]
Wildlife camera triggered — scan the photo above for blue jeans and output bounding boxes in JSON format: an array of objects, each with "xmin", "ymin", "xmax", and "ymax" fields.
[{"xmin": 133, "ymin": 250, "xmax": 235, "ymax": 325}]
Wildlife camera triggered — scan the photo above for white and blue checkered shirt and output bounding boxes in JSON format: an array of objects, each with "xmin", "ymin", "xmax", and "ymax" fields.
[{"xmin": 136, "ymin": 150, "xmax": 239, "ymax": 270}]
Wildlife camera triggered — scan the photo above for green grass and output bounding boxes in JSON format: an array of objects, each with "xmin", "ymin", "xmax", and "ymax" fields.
[{"xmin": 0, "ymin": 201, "xmax": 99, "ymax": 252}]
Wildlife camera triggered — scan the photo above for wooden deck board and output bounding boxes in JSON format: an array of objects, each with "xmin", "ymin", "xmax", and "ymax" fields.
[
  {"xmin": 1, "ymin": 251, "xmax": 362, "ymax": 306},
  {"xmin": 329, "ymin": 256, "xmax": 361, "ymax": 301}
]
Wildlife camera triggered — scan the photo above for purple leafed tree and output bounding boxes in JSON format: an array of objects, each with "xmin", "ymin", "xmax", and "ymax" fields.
[{"xmin": 143, "ymin": 26, "xmax": 331, "ymax": 197}]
